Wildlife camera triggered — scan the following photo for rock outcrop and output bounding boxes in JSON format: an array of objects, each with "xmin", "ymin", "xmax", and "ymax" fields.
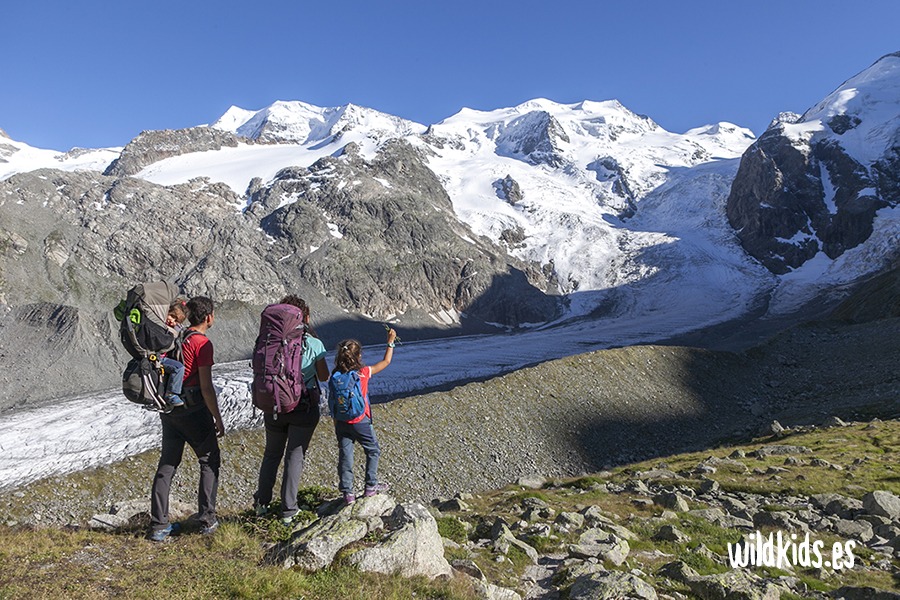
[
  {"xmin": 104, "ymin": 127, "xmax": 243, "ymax": 177},
  {"xmin": 726, "ymin": 52, "xmax": 900, "ymax": 274},
  {"xmin": 268, "ymin": 495, "xmax": 450, "ymax": 579}
]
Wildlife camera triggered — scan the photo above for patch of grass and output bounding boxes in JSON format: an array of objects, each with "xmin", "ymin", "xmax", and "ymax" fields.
[
  {"xmin": 296, "ymin": 485, "xmax": 335, "ymax": 511},
  {"xmin": 678, "ymin": 549, "xmax": 729, "ymax": 576},
  {"xmin": 507, "ymin": 490, "xmax": 551, "ymax": 505},
  {"xmin": 505, "ymin": 544, "xmax": 532, "ymax": 570},
  {"xmin": 436, "ymin": 516, "xmax": 468, "ymax": 544},
  {"xmin": 566, "ymin": 476, "xmax": 606, "ymax": 490},
  {"xmin": 443, "ymin": 545, "xmax": 469, "ymax": 562}
]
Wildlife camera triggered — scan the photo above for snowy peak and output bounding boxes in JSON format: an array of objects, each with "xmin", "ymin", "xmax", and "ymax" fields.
[
  {"xmin": 727, "ymin": 51, "xmax": 900, "ymax": 277},
  {"xmin": 493, "ymin": 110, "xmax": 571, "ymax": 167},
  {"xmin": 210, "ymin": 100, "xmax": 426, "ymax": 144},
  {"xmin": 792, "ymin": 52, "xmax": 900, "ymax": 164},
  {"xmin": 0, "ymin": 131, "xmax": 120, "ymax": 179}
]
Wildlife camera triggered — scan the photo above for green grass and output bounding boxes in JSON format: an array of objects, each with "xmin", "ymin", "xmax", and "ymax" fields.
[{"xmin": 436, "ymin": 516, "xmax": 468, "ymax": 544}]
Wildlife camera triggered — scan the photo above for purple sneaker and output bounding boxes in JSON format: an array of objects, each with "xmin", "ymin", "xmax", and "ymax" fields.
[
  {"xmin": 343, "ymin": 493, "xmax": 356, "ymax": 505},
  {"xmin": 364, "ymin": 483, "xmax": 389, "ymax": 497}
]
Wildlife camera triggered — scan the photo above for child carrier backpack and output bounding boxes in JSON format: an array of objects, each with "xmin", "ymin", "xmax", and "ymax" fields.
[
  {"xmin": 328, "ymin": 370, "xmax": 366, "ymax": 422},
  {"xmin": 251, "ymin": 303, "xmax": 308, "ymax": 416},
  {"xmin": 115, "ymin": 281, "xmax": 182, "ymax": 412}
]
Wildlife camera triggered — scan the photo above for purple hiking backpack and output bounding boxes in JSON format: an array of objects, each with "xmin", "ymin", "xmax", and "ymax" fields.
[{"xmin": 251, "ymin": 303, "xmax": 308, "ymax": 416}]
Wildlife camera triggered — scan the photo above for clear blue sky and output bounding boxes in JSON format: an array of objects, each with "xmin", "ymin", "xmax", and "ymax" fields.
[{"xmin": 3, "ymin": 0, "xmax": 899, "ymax": 150}]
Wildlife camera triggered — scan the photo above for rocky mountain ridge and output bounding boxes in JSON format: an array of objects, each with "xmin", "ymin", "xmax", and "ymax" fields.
[{"xmin": 727, "ymin": 52, "xmax": 900, "ymax": 275}]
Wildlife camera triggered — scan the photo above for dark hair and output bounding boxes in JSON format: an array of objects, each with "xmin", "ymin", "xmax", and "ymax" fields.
[
  {"xmin": 334, "ymin": 339, "xmax": 362, "ymax": 374},
  {"xmin": 279, "ymin": 295, "xmax": 318, "ymax": 337},
  {"xmin": 186, "ymin": 296, "xmax": 215, "ymax": 326},
  {"xmin": 279, "ymin": 294, "xmax": 308, "ymax": 315}
]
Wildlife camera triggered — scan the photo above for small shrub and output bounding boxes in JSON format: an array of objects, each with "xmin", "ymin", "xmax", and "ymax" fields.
[{"xmin": 297, "ymin": 485, "xmax": 335, "ymax": 511}]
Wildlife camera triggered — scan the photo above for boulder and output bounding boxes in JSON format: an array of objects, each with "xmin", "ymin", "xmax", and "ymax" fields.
[
  {"xmin": 268, "ymin": 512, "xmax": 368, "ymax": 570},
  {"xmin": 830, "ymin": 587, "xmax": 900, "ymax": 600},
  {"xmin": 653, "ymin": 491, "xmax": 689, "ymax": 512},
  {"xmin": 471, "ymin": 578, "xmax": 523, "ymax": 600},
  {"xmin": 87, "ymin": 513, "xmax": 131, "ymax": 530},
  {"xmin": 832, "ymin": 519, "xmax": 874, "ymax": 543},
  {"xmin": 351, "ymin": 493, "xmax": 397, "ymax": 519},
  {"xmin": 653, "ymin": 524, "xmax": 689, "ymax": 543},
  {"xmin": 688, "ymin": 569, "xmax": 781, "ymax": 600},
  {"xmin": 567, "ymin": 529, "xmax": 630, "ymax": 565},
  {"xmin": 348, "ymin": 502, "xmax": 451, "ymax": 579},
  {"xmin": 569, "ymin": 571, "xmax": 658, "ymax": 600},
  {"xmin": 492, "ymin": 522, "xmax": 539, "ymax": 564},
  {"xmin": 863, "ymin": 491, "xmax": 900, "ymax": 520},
  {"xmin": 656, "ymin": 560, "xmax": 699, "ymax": 584},
  {"xmin": 516, "ymin": 474, "xmax": 546, "ymax": 489},
  {"xmin": 554, "ymin": 511, "xmax": 586, "ymax": 531}
]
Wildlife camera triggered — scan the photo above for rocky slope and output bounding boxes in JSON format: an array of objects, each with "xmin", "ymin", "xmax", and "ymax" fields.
[
  {"xmin": 2, "ymin": 365, "xmax": 898, "ymax": 599},
  {"xmin": 0, "ymin": 137, "xmax": 557, "ymax": 407}
]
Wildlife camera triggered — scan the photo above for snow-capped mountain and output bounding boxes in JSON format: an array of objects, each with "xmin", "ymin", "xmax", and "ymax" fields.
[
  {"xmin": 412, "ymin": 98, "xmax": 757, "ymax": 299},
  {"xmin": 727, "ymin": 51, "xmax": 900, "ymax": 311},
  {"xmin": 211, "ymin": 100, "xmax": 426, "ymax": 145},
  {"xmin": 95, "ymin": 98, "xmax": 762, "ymax": 316},
  {"xmin": 0, "ymin": 129, "xmax": 120, "ymax": 180}
]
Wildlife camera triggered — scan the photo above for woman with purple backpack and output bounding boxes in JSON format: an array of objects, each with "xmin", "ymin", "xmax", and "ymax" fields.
[{"xmin": 252, "ymin": 295, "xmax": 329, "ymax": 525}]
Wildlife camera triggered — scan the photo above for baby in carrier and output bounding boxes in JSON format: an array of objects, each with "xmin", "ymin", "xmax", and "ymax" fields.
[{"xmin": 159, "ymin": 299, "xmax": 188, "ymax": 409}]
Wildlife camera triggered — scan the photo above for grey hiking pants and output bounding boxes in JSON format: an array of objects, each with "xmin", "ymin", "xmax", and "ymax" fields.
[
  {"xmin": 254, "ymin": 405, "xmax": 320, "ymax": 518},
  {"xmin": 150, "ymin": 404, "xmax": 220, "ymax": 531}
]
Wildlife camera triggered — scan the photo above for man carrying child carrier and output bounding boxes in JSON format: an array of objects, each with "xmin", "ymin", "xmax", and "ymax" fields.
[{"xmin": 149, "ymin": 296, "xmax": 226, "ymax": 542}]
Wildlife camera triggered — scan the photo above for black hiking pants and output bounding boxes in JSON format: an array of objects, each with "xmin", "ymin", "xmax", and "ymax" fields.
[{"xmin": 150, "ymin": 404, "xmax": 220, "ymax": 531}]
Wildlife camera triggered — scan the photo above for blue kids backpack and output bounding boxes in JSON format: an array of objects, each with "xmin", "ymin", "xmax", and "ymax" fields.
[{"xmin": 328, "ymin": 370, "xmax": 366, "ymax": 421}]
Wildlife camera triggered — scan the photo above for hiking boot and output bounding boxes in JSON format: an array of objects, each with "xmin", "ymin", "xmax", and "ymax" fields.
[
  {"xmin": 254, "ymin": 502, "xmax": 269, "ymax": 517},
  {"xmin": 364, "ymin": 483, "xmax": 389, "ymax": 497},
  {"xmin": 166, "ymin": 394, "xmax": 185, "ymax": 407},
  {"xmin": 148, "ymin": 522, "xmax": 181, "ymax": 542},
  {"xmin": 200, "ymin": 520, "xmax": 219, "ymax": 536},
  {"xmin": 343, "ymin": 493, "xmax": 356, "ymax": 505}
]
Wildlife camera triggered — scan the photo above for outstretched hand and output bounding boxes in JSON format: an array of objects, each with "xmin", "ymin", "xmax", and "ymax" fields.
[{"xmin": 383, "ymin": 323, "xmax": 400, "ymax": 345}]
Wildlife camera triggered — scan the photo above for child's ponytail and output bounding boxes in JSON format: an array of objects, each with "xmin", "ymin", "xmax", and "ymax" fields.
[{"xmin": 334, "ymin": 339, "xmax": 363, "ymax": 374}]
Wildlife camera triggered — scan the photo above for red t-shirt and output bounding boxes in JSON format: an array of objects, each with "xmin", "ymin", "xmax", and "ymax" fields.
[
  {"xmin": 181, "ymin": 330, "xmax": 214, "ymax": 388},
  {"xmin": 346, "ymin": 366, "xmax": 371, "ymax": 424}
]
